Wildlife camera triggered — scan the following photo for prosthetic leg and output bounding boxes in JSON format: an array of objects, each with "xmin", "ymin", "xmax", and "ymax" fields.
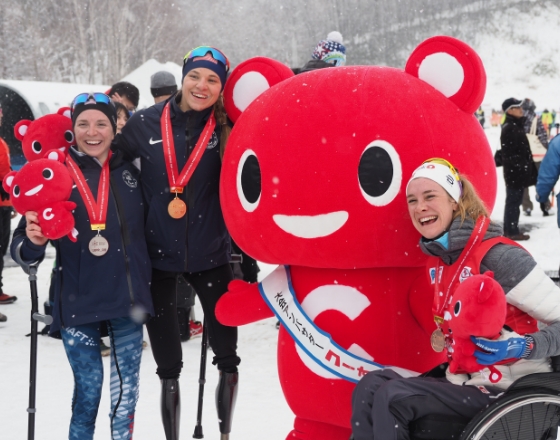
[
  {"xmin": 216, "ymin": 371, "xmax": 239, "ymax": 440},
  {"xmin": 161, "ymin": 378, "xmax": 180, "ymax": 440}
]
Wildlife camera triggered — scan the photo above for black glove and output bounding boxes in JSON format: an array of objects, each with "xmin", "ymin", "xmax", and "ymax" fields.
[{"xmin": 0, "ymin": 183, "xmax": 9, "ymax": 201}]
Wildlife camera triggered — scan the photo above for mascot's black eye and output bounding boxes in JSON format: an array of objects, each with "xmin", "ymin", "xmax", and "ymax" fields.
[
  {"xmin": 13, "ymin": 185, "xmax": 20, "ymax": 197},
  {"xmin": 64, "ymin": 130, "xmax": 74, "ymax": 143},
  {"xmin": 237, "ymin": 150, "xmax": 261, "ymax": 212},
  {"xmin": 42, "ymin": 168, "xmax": 54, "ymax": 180},
  {"xmin": 454, "ymin": 300, "xmax": 461, "ymax": 317},
  {"xmin": 32, "ymin": 141, "xmax": 42, "ymax": 154},
  {"xmin": 358, "ymin": 140, "xmax": 402, "ymax": 206}
]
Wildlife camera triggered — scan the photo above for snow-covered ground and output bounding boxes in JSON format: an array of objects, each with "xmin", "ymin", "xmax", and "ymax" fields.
[{"xmin": 1, "ymin": 126, "xmax": 559, "ymax": 439}]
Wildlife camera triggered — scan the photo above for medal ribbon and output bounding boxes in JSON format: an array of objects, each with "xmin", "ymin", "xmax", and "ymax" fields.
[
  {"xmin": 432, "ymin": 216, "xmax": 490, "ymax": 325},
  {"xmin": 66, "ymin": 151, "xmax": 112, "ymax": 231},
  {"xmin": 160, "ymin": 102, "xmax": 216, "ymax": 193}
]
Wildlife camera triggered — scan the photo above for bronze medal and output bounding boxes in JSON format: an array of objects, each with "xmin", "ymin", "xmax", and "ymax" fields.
[
  {"xmin": 89, "ymin": 235, "xmax": 109, "ymax": 257},
  {"xmin": 168, "ymin": 198, "xmax": 187, "ymax": 219},
  {"xmin": 430, "ymin": 328, "xmax": 445, "ymax": 352}
]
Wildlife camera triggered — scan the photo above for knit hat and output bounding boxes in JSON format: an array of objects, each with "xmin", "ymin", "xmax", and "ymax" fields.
[
  {"xmin": 182, "ymin": 46, "xmax": 229, "ymax": 91},
  {"xmin": 406, "ymin": 161, "xmax": 462, "ymax": 203},
  {"xmin": 150, "ymin": 71, "xmax": 178, "ymax": 98},
  {"xmin": 312, "ymin": 31, "xmax": 346, "ymax": 66},
  {"xmin": 501, "ymin": 98, "xmax": 522, "ymax": 112},
  {"xmin": 71, "ymin": 93, "xmax": 117, "ymax": 134}
]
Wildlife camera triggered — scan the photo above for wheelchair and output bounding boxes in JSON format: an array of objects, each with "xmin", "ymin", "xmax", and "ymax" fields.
[{"xmin": 410, "ymin": 355, "xmax": 560, "ymax": 440}]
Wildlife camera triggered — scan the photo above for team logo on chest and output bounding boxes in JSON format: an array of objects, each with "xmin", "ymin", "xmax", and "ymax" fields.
[
  {"xmin": 122, "ymin": 170, "xmax": 138, "ymax": 188},
  {"xmin": 459, "ymin": 266, "xmax": 473, "ymax": 283},
  {"xmin": 206, "ymin": 131, "xmax": 218, "ymax": 150}
]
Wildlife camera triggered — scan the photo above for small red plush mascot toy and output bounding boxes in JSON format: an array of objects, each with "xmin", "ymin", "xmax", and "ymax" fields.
[
  {"xmin": 14, "ymin": 107, "xmax": 74, "ymax": 162},
  {"xmin": 217, "ymin": 36, "xmax": 496, "ymax": 440},
  {"xmin": 3, "ymin": 150, "xmax": 77, "ymax": 242},
  {"xmin": 442, "ymin": 272, "xmax": 506, "ymax": 383}
]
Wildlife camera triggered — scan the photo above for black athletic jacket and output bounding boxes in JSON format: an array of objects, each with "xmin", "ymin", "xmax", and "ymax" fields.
[
  {"xmin": 114, "ymin": 94, "xmax": 230, "ymax": 273},
  {"xmin": 11, "ymin": 149, "xmax": 154, "ymax": 334}
]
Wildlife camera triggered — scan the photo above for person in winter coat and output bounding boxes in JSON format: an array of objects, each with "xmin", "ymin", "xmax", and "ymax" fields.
[
  {"xmin": 10, "ymin": 93, "xmax": 154, "ymax": 440},
  {"xmin": 536, "ymin": 134, "xmax": 560, "ymax": 268},
  {"xmin": 500, "ymin": 98, "xmax": 537, "ymax": 240},
  {"xmin": 542, "ymin": 109, "xmax": 554, "ymax": 135},
  {"xmin": 521, "ymin": 98, "xmax": 550, "ymax": 216},
  {"xmin": 299, "ymin": 31, "xmax": 346, "ymax": 74},
  {"xmin": 351, "ymin": 158, "xmax": 560, "ymax": 440},
  {"xmin": 113, "ymin": 46, "xmax": 239, "ymax": 440}
]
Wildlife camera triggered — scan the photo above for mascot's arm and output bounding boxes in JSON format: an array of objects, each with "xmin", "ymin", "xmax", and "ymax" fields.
[
  {"xmin": 216, "ymin": 279, "xmax": 274, "ymax": 326},
  {"xmin": 408, "ymin": 273, "xmax": 436, "ymax": 335}
]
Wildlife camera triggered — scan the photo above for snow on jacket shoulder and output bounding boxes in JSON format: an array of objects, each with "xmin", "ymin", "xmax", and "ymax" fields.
[
  {"xmin": 536, "ymin": 135, "xmax": 560, "ymax": 228},
  {"xmin": 11, "ymin": 149, "xmax": 154, "ymax": 334},
  {"xmin": 114, "ymin": 96, "xmax": 230, "ymax": 273}
]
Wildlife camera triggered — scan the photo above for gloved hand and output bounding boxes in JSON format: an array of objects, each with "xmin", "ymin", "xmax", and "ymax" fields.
[
  {"xmin": 471, "ymin": 329, "xmax": 533, "ymax": 365},
  {"xmin": 0, "ymin": 183, "xmax": 9, "ymax": 201}
]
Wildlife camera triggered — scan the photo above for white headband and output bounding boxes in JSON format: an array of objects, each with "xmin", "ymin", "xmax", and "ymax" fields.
[{"xmin": 406, "ymin": 162, "xmax": 462, "ymax": 203}]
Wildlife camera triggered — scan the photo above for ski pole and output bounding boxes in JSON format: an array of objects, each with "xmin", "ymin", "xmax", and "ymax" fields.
[
  {"xmin": 26, "ymin": 262, "xmax": 51, "ymax": 440},
  {"xmin": 193, "ymin": 319, "xmax": 208, "ymax": 439}
]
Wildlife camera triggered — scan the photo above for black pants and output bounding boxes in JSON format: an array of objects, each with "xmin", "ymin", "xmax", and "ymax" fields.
[
  {"xmin": 503, "ymin": 186, "xmax": 524, "ymax": 236},
  {"xmin": 351, "ymin": 369, "xmax": 501, "ymax": 440},
  {"xmin": 146, "ymin": 264, "xmax": 240, "ymax": 379},
  {"xmin": 0, "ymin": 207, "xmax": 11, "ymax": 293}
]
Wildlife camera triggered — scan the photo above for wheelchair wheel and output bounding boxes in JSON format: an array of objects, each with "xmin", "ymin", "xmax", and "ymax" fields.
[{"xmin": 461, "ymin": 388, "xmax": 560, "ymax": 440}]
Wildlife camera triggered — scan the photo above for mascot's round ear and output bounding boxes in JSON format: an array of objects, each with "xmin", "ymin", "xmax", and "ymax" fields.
[
  {"xmin": 14, "ymin": 120, "xmax": 31, "ymax": 140},
  {"xmin": 44, "ymin": 149, "xmax": 66, "ymax": 163},
  {"xmin": 58, "ymin": 107, "xmax": 72, "ymax": 119},
  {"xmin": 405, "ymin": 36, "xmax": 486, "ymax": 114},
  {"xmin": 3, "ymin": 172, "xmax": 17, "ymax": 192},
  {"xmin": 223, "ymin": 57, "xmax": 294, "ymax": 123}
]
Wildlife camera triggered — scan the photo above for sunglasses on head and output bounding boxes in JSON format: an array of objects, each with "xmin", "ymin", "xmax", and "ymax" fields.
[
  {"xmin": 422, "ymin": 157, "xmax": 461, "ymax": 182},
  {"xmin": 183, "ymin": 46, "xmax": 230, "ymax": 72},
  {"xmin": 71, "ymin": 93, "xmax": 112, "ymax": 111}
]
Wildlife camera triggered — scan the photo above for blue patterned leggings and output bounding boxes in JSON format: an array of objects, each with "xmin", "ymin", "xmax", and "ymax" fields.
[{"xmin": 61, "ymin": 317, "xmax": 143, "ymax": 440}]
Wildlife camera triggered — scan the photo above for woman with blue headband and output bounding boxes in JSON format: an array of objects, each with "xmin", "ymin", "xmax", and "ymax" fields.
[{"xmin": 114, "ymin": 46, "xmax": 239, "ymax": 439}]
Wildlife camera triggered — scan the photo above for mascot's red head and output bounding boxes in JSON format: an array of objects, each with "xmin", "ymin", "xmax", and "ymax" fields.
[
  {"xmin": 221, "ymin": 36, "xmax": 496, "ymax": 270},
  {"xmin": 14, "ymin": 107, "xmax": 74, "ymax": 161}
]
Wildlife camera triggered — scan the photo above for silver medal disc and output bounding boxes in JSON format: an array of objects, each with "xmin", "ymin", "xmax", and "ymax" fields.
[{"xmin": 89, "ymin": 235, "xmax": 109, "ymax": 257}]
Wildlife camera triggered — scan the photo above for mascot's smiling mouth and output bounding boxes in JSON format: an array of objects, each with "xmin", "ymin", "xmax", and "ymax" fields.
[
  {"xmin": 25, "ymin": 184, "xmax": 43, "ymax": 196},
  {"xmin": 272, "ymin": 211, "xmax": 349, "ymax": 238}
]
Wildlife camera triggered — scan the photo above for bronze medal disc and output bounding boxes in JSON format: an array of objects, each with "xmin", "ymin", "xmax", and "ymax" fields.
[
  {"xmin": 89, "ymin": 235, "xmax": 109, "ymax": 257},
  {"xmin": 168, "ymin": 198, "xmax": 187, "ymax": 219},
  {"xmin": 430, "ymin": 328, "xmax": 445, "ymax": 352}
]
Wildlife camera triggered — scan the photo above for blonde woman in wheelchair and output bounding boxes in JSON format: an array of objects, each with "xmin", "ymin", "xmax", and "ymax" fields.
[{"xmin": 351, "ymin": 158, "xmax": 560, "ymax": 440}]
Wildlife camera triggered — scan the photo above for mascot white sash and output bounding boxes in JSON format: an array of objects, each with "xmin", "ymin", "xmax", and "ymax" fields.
[{"xmin": 258, "ymin": 265, "xmax": 419, "ymax": 383}]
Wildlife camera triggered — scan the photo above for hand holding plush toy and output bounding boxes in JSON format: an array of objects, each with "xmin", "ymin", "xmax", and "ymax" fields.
[
  {"xmin": 14, "ymin": 107, "xmax": 74, "ymax": 162},
  {"xmin": 443, "ymin": 272, "xmax": 506, "ymax": 383},
  {"xmin": 3, "ymin": 150, "xmax": 77, "ymax": 242}
]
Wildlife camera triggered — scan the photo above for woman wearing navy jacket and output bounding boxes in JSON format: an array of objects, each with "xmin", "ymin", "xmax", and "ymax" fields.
[
  {"xmin": 115, "ymin": 46, "xmax": 239, "ymax": 440},
  {"xmin": 11, "ymin": 94, "xmax": 154, "ymax": 440}
]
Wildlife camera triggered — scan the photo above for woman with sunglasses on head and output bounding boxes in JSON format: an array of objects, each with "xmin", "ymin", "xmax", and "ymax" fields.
[
  {"xmin": 114, "ymin": 46, "xmax": 239, "ymax": 439},
  {"xmin": 11, "ymin": 93, "xmax": 154, "ymax": 440},
  {"xmin": 350, "ymin": 158, "xmax": 560, "ymax": 440}
]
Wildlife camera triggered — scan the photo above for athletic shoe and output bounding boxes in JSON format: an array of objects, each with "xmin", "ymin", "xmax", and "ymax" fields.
[
  {"xmin": 0, "ymin": 312, "xmax": 6, "ymax": 322},
  {"xmin": 100, "ymin": 339, "xmax": 111, "ymax": 357},
  {"xmin": 189, "ymin": 320, "xmax": 203, "ymax": 338},
  {"xmin": 0, "ymin": 293, "xmax": 17, "ymax": 304}
]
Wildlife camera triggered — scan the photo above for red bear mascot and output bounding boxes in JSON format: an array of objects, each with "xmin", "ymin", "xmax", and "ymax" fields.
[
  {"xmin": 14, "ymin": 107, "xmax": 74, "ymax": 162},
  {"xmin": 3, "ymin": 150, "xmax": 77, "ymax": 242},
  {"xmin": 216, "ymin": 36, "xmax": 496, "ymax": 440},
  {"xmin": 442, "ymin": 272, "xmax": 506, "ymax": 384}
]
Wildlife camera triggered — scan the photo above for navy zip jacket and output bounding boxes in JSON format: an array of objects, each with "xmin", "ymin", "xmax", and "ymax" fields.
[
  {"xmin": 114, "ymin": 94, "xmax": 230, "ymax": 273},
  {"xmin": 11, "ymin": 149, "xmax": 154, "ymax": 334}
]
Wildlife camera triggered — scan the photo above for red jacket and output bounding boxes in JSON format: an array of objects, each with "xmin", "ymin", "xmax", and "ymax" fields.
[{"xmin": 0, "ymin": 136, "xmax": 12, "ymax": 207}]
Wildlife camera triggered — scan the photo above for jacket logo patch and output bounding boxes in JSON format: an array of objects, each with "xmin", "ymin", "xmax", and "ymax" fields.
[
  {"xmin": 429, "ymin": 267, "xmax": 443, "ymax": 284},
  {"xmin": 206, "ymin": 131, "xmax": 218, "ymax": 150},
  {"xmin": 122, "ymin": 170, "xmax": 138, "ymax": 188},
  {"xmin": 459, "ymin": 266, "xmax": 472, "ymax": 283}
]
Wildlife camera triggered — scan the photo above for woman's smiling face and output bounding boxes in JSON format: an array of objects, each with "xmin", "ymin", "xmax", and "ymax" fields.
[
  {"xmin": 406, "ymin": 177, "xmax": 458, "ymax": 239},
  {"xmin": 74, "ymin": 109, "xmax": 114, "ymax": 164}
]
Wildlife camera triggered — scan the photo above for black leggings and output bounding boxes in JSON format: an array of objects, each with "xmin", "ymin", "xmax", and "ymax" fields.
[{"xmin": 146, "ymin": 264, "xmax": 240, "ymax": 379}]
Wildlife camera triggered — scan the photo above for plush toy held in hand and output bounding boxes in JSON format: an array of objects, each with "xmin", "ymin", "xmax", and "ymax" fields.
[
  {"xmin": 442, "ymin": 272, "xmax": 506, "ymax": 383},
  {"xmin": 2, "ymin": 150, "xmax": 77, "ymax": 242},
  {"xmin": 14, "ymin": 107, "xmax": 74, "ymax": 162}
]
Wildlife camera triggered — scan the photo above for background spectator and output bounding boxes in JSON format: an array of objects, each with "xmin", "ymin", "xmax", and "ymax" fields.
[
  {"xmin": 299, "ymin": 31, "xmax": 346, "ymax": 73},
  {"xmin": 150, "ymin": 71, "xmax": 178, "ymax": 104},
  {"xmin": 108, "ymin": 81, "xmax": 140, "ymax": 112}
]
